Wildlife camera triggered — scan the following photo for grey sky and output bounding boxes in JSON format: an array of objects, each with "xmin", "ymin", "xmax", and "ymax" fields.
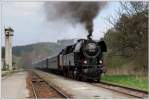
[{"xmin": 1, "ymin": 1, "xmax": 120, "ymax": 46}]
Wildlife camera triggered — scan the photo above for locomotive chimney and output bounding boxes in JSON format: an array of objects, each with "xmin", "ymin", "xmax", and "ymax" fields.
[
  {"xmin": 86, "ymin": 21, "xmax": 93, "ymax": 40},
  {"xmin": 87, "ymin": 32, "xmax": 92, "ymax": 40}
]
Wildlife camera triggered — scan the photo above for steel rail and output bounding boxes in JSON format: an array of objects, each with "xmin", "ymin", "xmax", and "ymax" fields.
[
  {"xmin": 46, "ymin": 82, "xmax": 70, "ymax": 98},
  {"xmin": 100, "ymin": 81, "xmax": 148, "ymax": 94},
  {"xmin": 31, "ymin": 82, "xmax": 38, "ymax": 99},
  {"xmin": 91, "ymin": 82, "xmax": 148, "ymax": 99}
]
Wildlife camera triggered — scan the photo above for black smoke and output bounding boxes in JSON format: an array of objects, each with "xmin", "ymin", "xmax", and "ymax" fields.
[{"xmin": 44, "ymin": 2, "xmax": 107, "ymax": 38}]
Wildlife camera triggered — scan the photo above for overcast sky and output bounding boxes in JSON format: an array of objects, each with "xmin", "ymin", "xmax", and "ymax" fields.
[{"xmin": 1, "ymin": 1, "xmax": 120, "ymax": 46}]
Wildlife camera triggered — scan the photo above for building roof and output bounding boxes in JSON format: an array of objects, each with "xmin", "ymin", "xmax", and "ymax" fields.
[{"xmin": 5, "ymin": 27, "xmax": 14, "ymax": 32}]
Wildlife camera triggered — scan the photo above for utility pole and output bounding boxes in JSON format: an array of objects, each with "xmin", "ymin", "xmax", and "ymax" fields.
[{"xmin": 4, "ymin": 27, "xmax": 14, "ymax": 70}]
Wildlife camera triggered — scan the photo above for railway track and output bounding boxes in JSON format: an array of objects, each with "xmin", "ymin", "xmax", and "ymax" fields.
[
  {"xmin": 31, "ymin": 81, "xmax": 37, "ymax": 98},
  {"xmin": 29, "ymin": 72, "xmax": 70, "ymax": 99},
  {"xmin": 31, "ymin": 70, "xmax": 148, "ymax": 99},
  {"xmin": 92, "ymin": 82, "xmax": 148, "ymax": 99}
]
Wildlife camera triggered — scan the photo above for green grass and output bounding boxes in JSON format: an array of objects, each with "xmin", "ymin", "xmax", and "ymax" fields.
[{"xmin": 101, "ymin": 75, "xmax": 149, "ymax": 91}]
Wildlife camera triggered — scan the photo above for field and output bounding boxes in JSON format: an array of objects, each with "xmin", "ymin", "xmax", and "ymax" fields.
[{"xmin": 101, "ymin": 75, "xmax": 149, "ymax": 91}]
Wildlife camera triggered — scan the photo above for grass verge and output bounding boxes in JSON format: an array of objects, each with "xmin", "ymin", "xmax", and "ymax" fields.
[{"xmin": 101, "ymin": 75, "xmax": 148, "ymax": 91}]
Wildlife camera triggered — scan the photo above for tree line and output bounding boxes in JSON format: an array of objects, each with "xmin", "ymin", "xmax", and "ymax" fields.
[{"xmin": 104, "ymin": 2, "xmax": 148, "ymax": 75}]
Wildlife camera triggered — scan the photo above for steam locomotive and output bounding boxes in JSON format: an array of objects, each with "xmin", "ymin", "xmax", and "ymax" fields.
[{"xmin": 33, "ymin": 38, "xmax": 107, "ymax": 82}]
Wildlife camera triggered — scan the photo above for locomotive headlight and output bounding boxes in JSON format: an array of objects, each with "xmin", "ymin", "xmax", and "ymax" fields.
[
  {"xmin": 84, "ymin": 60, "xmax": 87, "ymax": 64},
  {"xmin": 99, "ymin": 60, "xmax": 103, "ymax": 64}
]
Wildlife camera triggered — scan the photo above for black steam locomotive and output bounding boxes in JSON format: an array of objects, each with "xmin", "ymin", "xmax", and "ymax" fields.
[{"xmin": 33, "ymin": 38, "xmax": 107, "ymax": 82}]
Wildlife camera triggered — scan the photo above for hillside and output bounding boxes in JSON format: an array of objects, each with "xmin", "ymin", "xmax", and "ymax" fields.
[
  {"xmin": 2, "ymin": 39, "xmax": 75, "ymax": 69},
  {"xmin": 12, "ymin": 42, "xmax": 60, "ymax": 58}
]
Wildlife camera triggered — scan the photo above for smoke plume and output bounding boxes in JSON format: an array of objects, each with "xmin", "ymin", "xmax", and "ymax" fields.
[{"xmin": 44, "ymin": 2, "xmax": 107, "ymax": 38}]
